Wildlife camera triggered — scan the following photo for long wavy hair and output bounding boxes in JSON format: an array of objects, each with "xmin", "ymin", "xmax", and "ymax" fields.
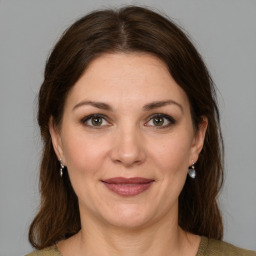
[{"xmin": 29, "ymin": 6, "xmax": 224, "ymax": 249}]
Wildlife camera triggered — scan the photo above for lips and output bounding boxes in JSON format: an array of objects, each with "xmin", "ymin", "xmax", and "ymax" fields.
[{"xmin": 101, "ymin": 177, "xmax": 154, "ymax": 196}]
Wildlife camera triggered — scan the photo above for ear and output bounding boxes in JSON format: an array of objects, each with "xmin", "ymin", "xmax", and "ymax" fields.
[
  {"xmin": 189, "ymin": 116, "xmax": 208, "ymax": 165},
  {"xmin": 49, "ymin": 116, "xmax": 66, "ymax": 164}
]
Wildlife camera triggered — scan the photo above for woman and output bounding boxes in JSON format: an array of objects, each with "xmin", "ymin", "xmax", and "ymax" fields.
[{"xmin": 26, "ymin": 6, "xmax": 256, "ymax": 256}]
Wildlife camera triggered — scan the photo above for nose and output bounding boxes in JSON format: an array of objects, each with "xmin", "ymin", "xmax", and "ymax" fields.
[{"xmin": 110, "ymin": 125, "xmax": 146, "ymax": 167}]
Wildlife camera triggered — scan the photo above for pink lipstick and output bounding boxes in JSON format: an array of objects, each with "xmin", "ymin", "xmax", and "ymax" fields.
[{"xmin": 101, "ymin": 177, "xmax": 154, "ymax": 196}]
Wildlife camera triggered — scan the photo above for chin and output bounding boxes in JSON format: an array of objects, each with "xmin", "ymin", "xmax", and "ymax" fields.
[{"xmin": 100, "ymin": 203, "xmax": 155, "ymax": 230}]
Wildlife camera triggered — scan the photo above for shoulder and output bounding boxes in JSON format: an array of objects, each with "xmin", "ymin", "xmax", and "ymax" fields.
[
  {"xmin": 198, "ymin": 236, "xmax": 256, "ymax": 256},
  {"xmin": 25, "ymin": 245, "xmax": 61, "ymax": 256}
]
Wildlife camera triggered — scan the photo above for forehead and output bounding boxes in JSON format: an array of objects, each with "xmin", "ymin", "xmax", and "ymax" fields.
[{"xmin": 65, "ymin": 53, "xmax": 190, "ymax": 111}]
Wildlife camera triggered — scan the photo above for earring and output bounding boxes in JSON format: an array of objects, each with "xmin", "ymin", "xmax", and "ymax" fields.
[
  {"xmin": 59, "ymin": 159, "xmax": 65, "ymax": 177},
  {"xmin": 188, "ymin": 160, "xmax": 196, "ymax": 179}
]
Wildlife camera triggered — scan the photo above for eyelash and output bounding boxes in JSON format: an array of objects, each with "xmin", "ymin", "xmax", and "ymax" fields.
[
  {"xmin": 145, "ymin": 114, "xmax": 176, "ymax": 128},
  {"xmin": 80, "ymin": 113, "xmax": 176, "ymax": 129},
  {"xmin": 81, "ymin": 114, "xmax": 109, "ymax": 128}
]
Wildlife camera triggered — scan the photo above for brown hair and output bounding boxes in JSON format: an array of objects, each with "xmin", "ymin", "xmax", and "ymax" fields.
[{"xmin": 29, "ymin": 6, "xmax": 224, "ymax": 249}]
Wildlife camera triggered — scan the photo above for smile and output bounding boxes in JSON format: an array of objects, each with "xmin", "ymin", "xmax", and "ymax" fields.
[{"xmin": 101, "ymin": 177, "xmax": 155, "ymax": 197}]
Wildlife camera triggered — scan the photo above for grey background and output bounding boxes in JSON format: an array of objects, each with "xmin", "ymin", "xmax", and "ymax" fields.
[{"xmin": 0, "ymin": 0, "xmax": 255, "ymax": 255}]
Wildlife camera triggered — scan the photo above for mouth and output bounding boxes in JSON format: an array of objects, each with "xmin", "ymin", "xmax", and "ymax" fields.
[{"xmin": 101, "ymin": 177, "xmax": 155, "ymax": 197}]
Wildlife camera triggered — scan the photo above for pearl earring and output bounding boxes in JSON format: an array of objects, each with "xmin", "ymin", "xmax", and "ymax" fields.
[
  {"xmin": 59, "ymin": 159, "xmax": 65, "ymax": 177},
  {"xmin": 188, "ymin": 160, "xmax": 196, "ymax": 179}
]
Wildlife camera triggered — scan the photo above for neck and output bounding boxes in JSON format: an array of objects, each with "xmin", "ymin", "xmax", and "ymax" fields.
[
  {"xmin": 59, "ymin": 208, "xmax": 200, "ymax": 256},
  {"xmin": 63, "ymin": 210, "xmax": 200, "ymax": 256},
  {"xmin": 81, "ymin": 222, "xmax": 181, "ymax": 256}
]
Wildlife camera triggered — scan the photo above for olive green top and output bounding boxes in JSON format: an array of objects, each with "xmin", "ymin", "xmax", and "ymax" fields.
[{"xmin": 26, "ymin": 236, "xmax": 256, "ymax": 256}]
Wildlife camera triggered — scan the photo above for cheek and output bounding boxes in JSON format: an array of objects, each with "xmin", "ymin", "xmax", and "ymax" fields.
[
  {"xmin": 148, "ymin": 133, "xmax": 193, "ymax": 177},
  {"xmin": 60, "ymin": 131, "xmax": 112, "ymax": 208},
  {"xmin": 61, "ymin": 131, "xmax": 110, "ymax": 177}
]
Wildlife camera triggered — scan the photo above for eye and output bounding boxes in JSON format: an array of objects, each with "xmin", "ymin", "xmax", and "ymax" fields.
[
  {"xmin": 81, "ymin": 114, "xmax": 110, "ymax": 127},
  {"xmin": 145, "ymin": 114, "xmax": 176, "ymax": 128}
]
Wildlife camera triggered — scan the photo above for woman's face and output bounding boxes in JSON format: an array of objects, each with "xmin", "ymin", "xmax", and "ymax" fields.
[{"xmin": 50, "ymin": 53, "xmax": 207, "ymax": 229}]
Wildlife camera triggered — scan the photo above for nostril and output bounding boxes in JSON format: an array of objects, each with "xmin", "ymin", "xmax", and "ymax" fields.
[
  {"xmin": 110, "ymin": 131, "xmax": 146, "ymax": 166},
  {"xmin": 111, "ymin": 149, "xmax": 146, "ymax": 167}
]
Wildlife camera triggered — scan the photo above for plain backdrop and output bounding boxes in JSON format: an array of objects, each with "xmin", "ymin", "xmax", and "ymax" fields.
[{"xmin": 0, "ymin": 0, "xmax": 255, "ymax": 255}]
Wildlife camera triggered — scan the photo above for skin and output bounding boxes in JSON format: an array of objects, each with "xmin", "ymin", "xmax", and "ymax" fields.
[{"xmin": 50, "ymin": 53, "xmax": 208, "ymax": 256}]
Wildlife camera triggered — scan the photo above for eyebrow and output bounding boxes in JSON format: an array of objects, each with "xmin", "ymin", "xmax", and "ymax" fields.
[
  {"xmin": 142, "ymin": 100, "xmax": 183, "ymax": 113},
  {"xmin": 72, "ymin": 99, "xmax": 183, "ymax": 113},
  {"xmin": 73, "ymin": 101, "xmax": 113, "ymax": 111}
]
